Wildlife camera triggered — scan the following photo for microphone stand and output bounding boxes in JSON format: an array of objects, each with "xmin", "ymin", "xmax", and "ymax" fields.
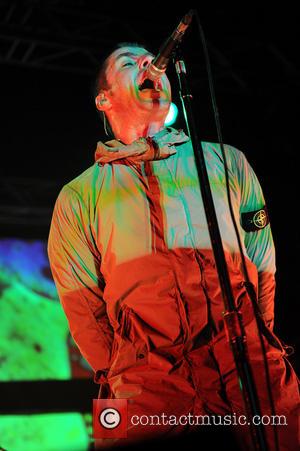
[{"xmin": 173, "ymin": 53, "xmax": 268, "ymax": 451}]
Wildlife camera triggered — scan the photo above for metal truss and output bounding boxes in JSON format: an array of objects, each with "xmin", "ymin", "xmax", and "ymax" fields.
[
  {"xmin": 0, "ymin": 1, "xmax": 298, "ymax": 232},
  {"xmin": 0, "ymin": 2, "xmax": 297, "ymax": 88},
  {"xmin": 0, "ymin": 0, "xmax": 142, "ymax": 75}
]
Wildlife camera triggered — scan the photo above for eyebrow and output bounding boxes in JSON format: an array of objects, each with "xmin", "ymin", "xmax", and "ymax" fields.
[{"xmin": 115, "ymin": 51, "xmax": 153, "ymax": 61}]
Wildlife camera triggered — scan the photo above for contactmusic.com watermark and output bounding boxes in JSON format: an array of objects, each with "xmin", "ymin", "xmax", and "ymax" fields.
[{"xmin": 92, "ymin": 399, "xmax": 288, "ymax": 439}]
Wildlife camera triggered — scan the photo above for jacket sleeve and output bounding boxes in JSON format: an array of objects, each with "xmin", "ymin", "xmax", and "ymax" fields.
[
  {"xmin": 48, "ymin": 185, "xmax": 114, "ymax": 372},
  {"xmin": 237, "ymin": 151, "xmax": 276, "ymax": 329}
]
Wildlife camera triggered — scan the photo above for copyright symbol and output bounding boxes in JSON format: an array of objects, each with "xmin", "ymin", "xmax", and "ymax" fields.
[{"xmin": 99, "ymin": 408, "xmax": 121, "ymax": 429}]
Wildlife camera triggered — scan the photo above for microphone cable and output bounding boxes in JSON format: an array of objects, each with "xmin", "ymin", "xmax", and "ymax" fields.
[{"xmin": 191, "ymin": 9, "xmax": 280, "ymax": 451}]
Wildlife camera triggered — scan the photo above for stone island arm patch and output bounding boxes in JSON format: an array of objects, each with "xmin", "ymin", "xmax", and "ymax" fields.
[{"xmin": 241, "ymin": 206, "xmax": 270, "ymax": 232}]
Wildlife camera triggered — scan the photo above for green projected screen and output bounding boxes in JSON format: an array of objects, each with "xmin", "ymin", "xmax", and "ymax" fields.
[
  {"xmin": 0, "ymin": 238, "xmax": 93, "ymax": 381},
  {"xmin": 0, "ymin": 238, "xmax": 94, "ymax": 450},
  {"xmin": 0, "ymin": 413, "xmax": 91, "ymax": 451}
]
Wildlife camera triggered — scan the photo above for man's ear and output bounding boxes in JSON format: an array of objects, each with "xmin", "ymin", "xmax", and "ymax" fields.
[{"xmin": 95, "ymin": 91, "xmax": 111, "ymax": 112}]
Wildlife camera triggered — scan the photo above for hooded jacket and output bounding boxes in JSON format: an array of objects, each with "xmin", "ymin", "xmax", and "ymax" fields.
[{"xmin": 48, "ymin": 137, "xmax": 275, "ymax": 376}]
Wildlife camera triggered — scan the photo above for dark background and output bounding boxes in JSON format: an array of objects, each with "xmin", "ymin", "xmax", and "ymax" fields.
[{"xmin": 0, "ymin": 1, "xmax": 299, "ymax": 367}]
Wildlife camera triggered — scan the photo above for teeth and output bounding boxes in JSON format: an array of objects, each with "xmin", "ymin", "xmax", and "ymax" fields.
[{"xmin": 154, "ymin": 80, "xmax": 162, "ymax": 91}]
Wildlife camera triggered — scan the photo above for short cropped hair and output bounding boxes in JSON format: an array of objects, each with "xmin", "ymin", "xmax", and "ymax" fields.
[
  {"xmin": 93, "ymin": 41, "xmax": 149, "ymax": 97},
  {"xmin": 93, "ymin": 41, "xmax": 150, "ymax": 138}
]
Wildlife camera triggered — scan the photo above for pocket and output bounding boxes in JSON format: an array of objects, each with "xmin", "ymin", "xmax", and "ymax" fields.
[
  {"xmin": 117, "ymin": 304, "xmax": 133, "ymax": 341},
  {"xmin": 236, "ymin": 284, "xmax": 286, "ymax": 357},
  {"xmin": 109, "ymin": 305, "xmax": 148, "ymax": 377},
  {"xmin": 117, "ymin": 305, "xmax": 149, "ymax": 353}
]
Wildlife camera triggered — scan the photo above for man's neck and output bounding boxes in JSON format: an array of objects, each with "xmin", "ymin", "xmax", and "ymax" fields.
[{"xmin": 108, "ymin": 115, "xmax": 165, "ymax": 144}]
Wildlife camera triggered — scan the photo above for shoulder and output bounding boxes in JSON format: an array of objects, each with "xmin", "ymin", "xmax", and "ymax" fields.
[
  {"xmin": 197, "ymin": 141, "xmax": 247, "ymax": 175},
  {"xmin": 201, "ymin": 141, "xmax": 244, "ymax": 161},
  {"xmin": 66, "ymin": 163, "xmax": 100, "ymax": 195},
  {"xmin": 56, "ymin": 163, "xmax": 100, "ymax": 208}
]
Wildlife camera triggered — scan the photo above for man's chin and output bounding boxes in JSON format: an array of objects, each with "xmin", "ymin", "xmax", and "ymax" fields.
[
  {"xmin": 137, "ymin": 95, "xmax": 171, "ymax": 112},
  {"xmin": 138, "ymin": 90, "xmax": 169, "ymax": 100}
]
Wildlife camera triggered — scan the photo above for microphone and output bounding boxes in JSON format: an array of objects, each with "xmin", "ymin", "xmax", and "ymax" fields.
[{"xmin": 145, "ymin": 10, "xmax": 194, "ymax": 81}]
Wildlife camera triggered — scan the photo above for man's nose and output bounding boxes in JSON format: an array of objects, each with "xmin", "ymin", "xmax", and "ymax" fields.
[{"xmin": 139, "ymin": 56, "xmax": 153, "ymax": 69}]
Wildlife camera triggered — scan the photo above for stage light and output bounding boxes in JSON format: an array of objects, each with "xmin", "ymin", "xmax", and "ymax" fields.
[{"xmin": 164, "ymin": 102, "xmax": 178, "ymax": 126}]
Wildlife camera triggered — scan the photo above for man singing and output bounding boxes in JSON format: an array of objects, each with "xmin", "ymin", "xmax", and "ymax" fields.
[{"xmin": 48, "ymin": 43, "xmax": 299, "ymax": 449}]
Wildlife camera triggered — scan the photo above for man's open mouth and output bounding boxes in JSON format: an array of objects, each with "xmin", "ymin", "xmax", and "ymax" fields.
[{"xmin": 138, "ymin": 78, "xmax": 161, "ymax": 91}]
